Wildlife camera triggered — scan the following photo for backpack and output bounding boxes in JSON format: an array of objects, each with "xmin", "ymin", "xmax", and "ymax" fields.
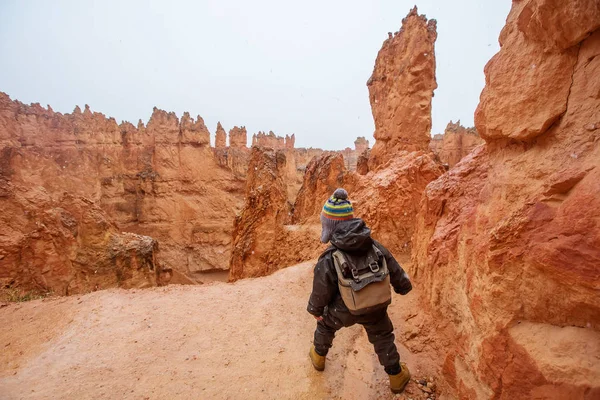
[{"xmin": 332, "ymin": 245, "xmax": 391, "ymax": 315}]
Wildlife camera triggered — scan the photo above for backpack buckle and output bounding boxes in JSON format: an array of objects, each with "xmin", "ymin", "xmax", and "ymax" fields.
[
  {"xmin": 351, "ymin": 267, "xmax": 360, "ymax": 281},
  {"xmin": 368, "ymin": 261, "xmax": 380, "ymax": 273}
]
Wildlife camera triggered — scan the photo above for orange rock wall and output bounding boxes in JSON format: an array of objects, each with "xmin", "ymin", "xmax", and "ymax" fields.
[
  {"xmin": 352, "ymin": 151, "xmax": 444, "ymax": 257},
  {"xmin": 0, "ymin": 181, "xmax": 167, "ymax": 295},
  {"xmin": 368, "ymin": 7, "xmax": 437, "ymax": 169},
  {"xmin": 0, "ymin": 93, "xmax": 246, "ymax": 281},
  {"xmin": 412, "ymin": 1, "xmax": 600, "ymax": 397}
]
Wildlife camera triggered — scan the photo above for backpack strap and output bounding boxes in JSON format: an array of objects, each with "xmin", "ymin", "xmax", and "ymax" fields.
[{"xmin": 332, "ymin": 250, "xmax": 361, "ymax": 282}]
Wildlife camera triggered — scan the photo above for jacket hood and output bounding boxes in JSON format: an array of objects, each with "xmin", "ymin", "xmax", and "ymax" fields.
[{"xmin": 330, "ymin": 218, "xmax": 373, "ymax": 253}]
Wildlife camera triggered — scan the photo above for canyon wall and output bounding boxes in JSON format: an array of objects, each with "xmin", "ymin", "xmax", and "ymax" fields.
[
  {"xmin": 429, "ymin": 121, "xmax": 484, "ymax": 168},
  {"xmin": 367, "ymin": 6, "xmax": 437, "ymax": 169},
  {"xmin": 0, "ymin": 93, "xmax": 247, "ymax": 285},
  {"xmin": 412, "ymin": 0, "xmax": 600, "ymax": 398},
  {"xmin": 352, "ymin": 151, "xmax": 444, "ymax": 257},
  {"xmin": 0, "ymin": 181, "xmax": 167, "ymax": 295}
]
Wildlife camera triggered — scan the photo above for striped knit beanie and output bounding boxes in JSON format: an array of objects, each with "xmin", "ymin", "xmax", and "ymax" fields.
[{"xmin": 320, "ymin": 188, "xmax": 354, "ymax": 243}]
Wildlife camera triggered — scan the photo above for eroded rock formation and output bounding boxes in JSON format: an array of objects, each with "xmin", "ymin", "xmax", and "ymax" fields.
[
  {"xmin": 367, "ymin": 7, "xmax": 437, "ymax": 169},
  {"xmin": 292, "ymin": 153, "xmax": 348, "ymax": 223},
  {"xmin": 252, "ymin": 131, "xmax": 296, "ymax": 150},
  {"xmin": 352, "ymin": 151, "xmax": 444, "ymax": 257},
  {"xmin": 429, "ymin": 121, "xmax": 484, "ymax": 168},
  {"xmin": 228, "ymin": 126, "xmax": 247, "ymax": 148},
  {"xmin": 215, "ymin": 122, "xmax": 226, "ymax": 148},
  {"xmin": 180, "ymin": 112, "xmax": 210, "ymax": 146},
  {"xmin": 285, "ymin": 134, "xmax": 295, "ymax": 149},
  {"xmin": 229, "ymin": 146, "xmax": 331, "ymax": 280},
  {"xmin": 0, "ymin": 180, "xmax": 167, "ymax": 295},
  {"xmin": 0, "ymin": 94, "xmax": 246, "ymax": 284},
  {"xmin": 412, "ymin": 1, "xmax": 600, "ymax": 397},
  {"xmin": 229, "ymin": 147, "xmax": 291, "ymax": 280},
  {"xmin": 341, "ymin": 137, "xmax": 371, "ymax": 171}
]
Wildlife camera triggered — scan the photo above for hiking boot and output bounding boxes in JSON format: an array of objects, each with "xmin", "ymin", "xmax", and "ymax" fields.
[
  {"xmin": 309, "ymin": 345, "xmax": 325, "ymax": 371},
  {"xmin": 388, "ymin": 362, "xmax": 410, "ymax": 393}
]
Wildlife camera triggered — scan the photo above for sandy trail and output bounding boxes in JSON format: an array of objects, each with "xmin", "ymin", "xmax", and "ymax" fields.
[{"xmin": 0, "ymin": 261, "xmax": 443, "ymax": 400}]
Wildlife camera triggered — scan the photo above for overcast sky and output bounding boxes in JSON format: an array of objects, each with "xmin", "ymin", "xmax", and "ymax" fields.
[{"xmin": 0, "ymin": 0, "xmax": 511, "ymax": 150}]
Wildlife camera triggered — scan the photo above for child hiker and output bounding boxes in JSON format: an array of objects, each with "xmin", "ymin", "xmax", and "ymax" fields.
[{"xmin": 307, "ymin": 188, "xmax": 413, "ymax": 394}]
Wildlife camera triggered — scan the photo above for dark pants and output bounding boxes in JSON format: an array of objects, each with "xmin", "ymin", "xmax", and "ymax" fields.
[{"xmin": 313, "ymin": 305, "xmax": 401, "ymax": 375}]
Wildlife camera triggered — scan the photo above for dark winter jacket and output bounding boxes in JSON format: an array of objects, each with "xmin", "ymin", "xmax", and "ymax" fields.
[{"xmin": 307, "ymin": 218, "xmax": 412, "ymax": 317}]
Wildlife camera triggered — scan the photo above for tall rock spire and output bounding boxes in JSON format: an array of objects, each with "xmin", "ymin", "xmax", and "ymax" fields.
[{"xmin": 367, "ymin": 6, "xmax": 437, "ymax": 169}]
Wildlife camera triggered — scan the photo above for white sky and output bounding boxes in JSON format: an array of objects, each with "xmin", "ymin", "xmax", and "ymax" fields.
[{"xmin": 0, "ymin": 0, "xmax": 511, "ymax": 150}]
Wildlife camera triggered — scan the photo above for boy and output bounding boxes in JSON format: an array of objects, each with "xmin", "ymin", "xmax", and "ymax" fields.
[{"xmin": 307, "ymin": 188, "xmax": 413, "ymax": 394}]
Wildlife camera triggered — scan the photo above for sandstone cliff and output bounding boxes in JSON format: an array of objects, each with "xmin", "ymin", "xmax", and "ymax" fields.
[
  {"xmin": 0, "ymin": 180, "xmax": 167, "ymax": 295},
  {"xmin": 244, "ymin": 7, "xmax": 444, "ymax": 275},
  {"xmin": 429, "ymin": 121, "xmax": 484, "ymax": 168},
  {"xmin": 412, "ymin": 1, "xmax": 600, "ymax": 397},
  {"xmin": 367, "ymin": 7, "xmax": 438, "ymax": 169},
  {"xmin": 0, "ymin": 94, "xmax": 246, "ymax": 283}
]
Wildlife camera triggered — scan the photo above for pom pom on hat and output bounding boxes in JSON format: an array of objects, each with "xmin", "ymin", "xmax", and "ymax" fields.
[{"xmin": 333, "ymin": 188, "xmax": 348, "ymax": 200}]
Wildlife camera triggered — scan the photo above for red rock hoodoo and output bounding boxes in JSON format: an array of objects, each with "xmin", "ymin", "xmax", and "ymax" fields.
[
  {"xmin": 367, "ymin": 6, "xmax": 438, "ymax": 169},
  {"xmin": 429, "ymin": 121, "xmax": 484, "ymax": 168},
  {"xmin": 412, "ymin": 0, "xmax": 600, "ymax": 397},
  {"xmin": 285, "ymin": 134, "xmax": 295, "ymax": 149},
  {"xmin": 228, "ymin": 126, "xmax": 247, "ymax": 148},
  {"xmin": 214, "ymin": 122, "xmax": 226, "ymax": 148},
  {"xmin": 347, "ymin": 7, "xmax": 444, "ymax": 256}
]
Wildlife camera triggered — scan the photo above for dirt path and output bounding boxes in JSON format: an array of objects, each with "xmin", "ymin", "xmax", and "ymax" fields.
[{"xmin": 0, "ymin": 261, "xmax": 445, "ymax": 400}]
